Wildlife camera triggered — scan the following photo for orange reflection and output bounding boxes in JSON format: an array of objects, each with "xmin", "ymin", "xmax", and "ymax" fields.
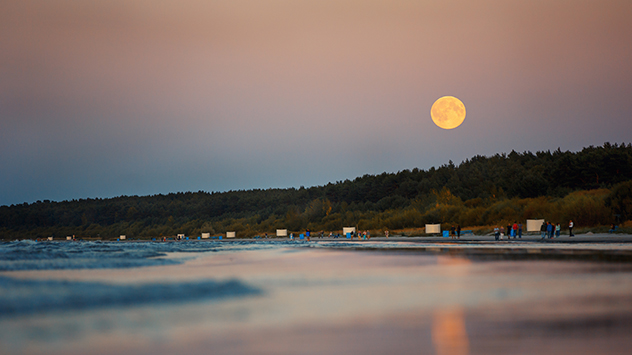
[
  {"xmin": 435, "ymin": 255, "xmax": 471, "ymax": 266},
  {"xmin": 432, "ymin": 308, "xmax": 469, "ymax": 355},
  {"xmin": 432, "ymin": 256, "xmax": 471, "ymax": 355}
]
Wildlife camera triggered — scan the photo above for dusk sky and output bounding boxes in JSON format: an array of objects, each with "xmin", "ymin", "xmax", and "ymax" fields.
[{"xmin": 2, "ymin": 0, "xmax": 632, "ymax": 206}]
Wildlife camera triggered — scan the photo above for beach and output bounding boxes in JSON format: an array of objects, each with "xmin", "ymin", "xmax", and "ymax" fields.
[{"xmin": 2, "ymin": 235, "xmax": 632, "ymax": 354}]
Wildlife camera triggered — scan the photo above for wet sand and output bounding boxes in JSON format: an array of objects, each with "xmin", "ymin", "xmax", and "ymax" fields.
[{"xmin": 2, "ymin": 235, "xmax": 632, "ymax": 355}]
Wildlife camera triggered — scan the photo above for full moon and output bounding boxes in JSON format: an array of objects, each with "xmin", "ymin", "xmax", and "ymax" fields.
[{"xmin": 431, "ymin": 96, "xmax": 466, "ymax": 129}]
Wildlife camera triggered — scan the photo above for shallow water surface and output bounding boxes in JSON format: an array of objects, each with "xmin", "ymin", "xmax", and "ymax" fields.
[{"xmin": 1, "ymin": 240, "xmax": 631, "ymax": 354}]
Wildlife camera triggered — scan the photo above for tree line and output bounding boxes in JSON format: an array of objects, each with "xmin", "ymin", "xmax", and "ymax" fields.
[{"xmin": 1, "ymin": 142, "xmax": 632, "ymax": 239}]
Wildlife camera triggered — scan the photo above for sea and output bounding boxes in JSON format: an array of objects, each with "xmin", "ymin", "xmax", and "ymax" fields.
[{"xmin": 2, "ymin": 238, "xmax": 632, "ymax": 355}]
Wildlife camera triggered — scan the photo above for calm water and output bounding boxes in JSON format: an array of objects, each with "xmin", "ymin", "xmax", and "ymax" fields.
[{"xmin": 1, "ymin": 239, "xmax": 632, "ymax": 355}]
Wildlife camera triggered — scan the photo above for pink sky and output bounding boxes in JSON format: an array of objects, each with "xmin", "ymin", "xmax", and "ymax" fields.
[{"xmin": 2, "ymin": 0, "xmax": 632, "ymax": 204}]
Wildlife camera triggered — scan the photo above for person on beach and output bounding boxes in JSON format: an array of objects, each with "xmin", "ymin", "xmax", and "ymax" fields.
[
  {"xmin": 569, "ymin": 220, "xmax": 574, "ymax": 237},
  {"xmin": 556, "ymin": 223, "xmax": 561, "ymax": 238},
  {"xmin": 518, "ymin": 222, "xmax": 523, "ymax": 238},
  {"xmin": 456, "ymin": 225, "xmax": 461, "ymax": 239},
  {"xmin": 547, "ymin": 222, "xmax": 553, "ymax": 239},
  {"xmin": 540, "ymin": 222, "xmax": 547, "ymax": 239},
  {"xmin": 507, "ymin": 224, "xmax": 512, "ymax": 239},
  {"xmin": 494, "ymin": 226, "xmax": 500, "ymax": 241},
  {"xmin": 500, "ymin": 226, "xmax": 505, "ymax": 240},
  {"xmin": 385, "ymin": 230, "xmax": 389, "ymax": 238},
  {"xmin": 450, "ymin": 225, "xmax": 456, "ymax": 239},
  {"xmin": 512, "ymin": 222, "xmax": 518, "ymax": 239},
  {"xmin": 290, "ymin": 233, "xmax": 294, "ymax": 240}
]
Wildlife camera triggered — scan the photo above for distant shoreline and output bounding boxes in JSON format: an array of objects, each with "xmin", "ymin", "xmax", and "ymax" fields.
[{"xmin": 21, "ymin": 232, "xmax": 632, "ymax": 247}]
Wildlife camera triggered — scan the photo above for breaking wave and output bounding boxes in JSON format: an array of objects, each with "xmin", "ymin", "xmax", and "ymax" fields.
[{"xmin": 0, "ymin": 240, "xmax": 308, "ymax": 271}]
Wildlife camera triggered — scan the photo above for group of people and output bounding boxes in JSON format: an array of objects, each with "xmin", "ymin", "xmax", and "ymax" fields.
[
  {"xmin": 540, "ymin": 220, "xmax": 574, "ymax": 239},
  {"xmin": 449, "ymin": 225, "xmax": 462, "ymax": 239},
  {"xmin": 540, "ymin": 221, "xmax": 560, "ymax": 239},
  {"xmin": 493, "ymin": 220, "xmax": 575, "ymax": 240},
  {"xmin": 349, "ymin": 230, "xmax": 371, "ymax": 240},
  {"xmin": 493, "ymin": 222, "xmax": 523, "ymax": 241},
  {"xmin": 287, "ymin": 229, "xmax": 374, "ymax": 240}
]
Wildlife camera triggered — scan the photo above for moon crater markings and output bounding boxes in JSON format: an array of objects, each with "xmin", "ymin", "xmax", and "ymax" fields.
[{"xmin": 431, "ymin": 96, "xmax": 466, "ymax": 130}]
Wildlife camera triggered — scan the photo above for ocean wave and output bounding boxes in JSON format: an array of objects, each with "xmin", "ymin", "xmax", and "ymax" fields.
[
  {"xmin": 0, "ymin": 241, "xmax": 179, "ymax": 271},
  {"xmin": 0, "ymin": 276, "xmax": 262, "ymax": 317},
  {"xmin": 0, "ymin": 240, "xmax": 309, "ymax": 271}
]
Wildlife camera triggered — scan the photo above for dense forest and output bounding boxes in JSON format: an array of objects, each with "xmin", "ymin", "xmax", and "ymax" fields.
[{"xmin": 2, "ymin": 142, "xmax": 632, "ymax": 239}]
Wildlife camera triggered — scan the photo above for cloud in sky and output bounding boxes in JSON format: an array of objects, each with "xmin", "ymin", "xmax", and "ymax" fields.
[{"xmin": 1, "ymin": 0, "xmax": 632, "ymax": 205}]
